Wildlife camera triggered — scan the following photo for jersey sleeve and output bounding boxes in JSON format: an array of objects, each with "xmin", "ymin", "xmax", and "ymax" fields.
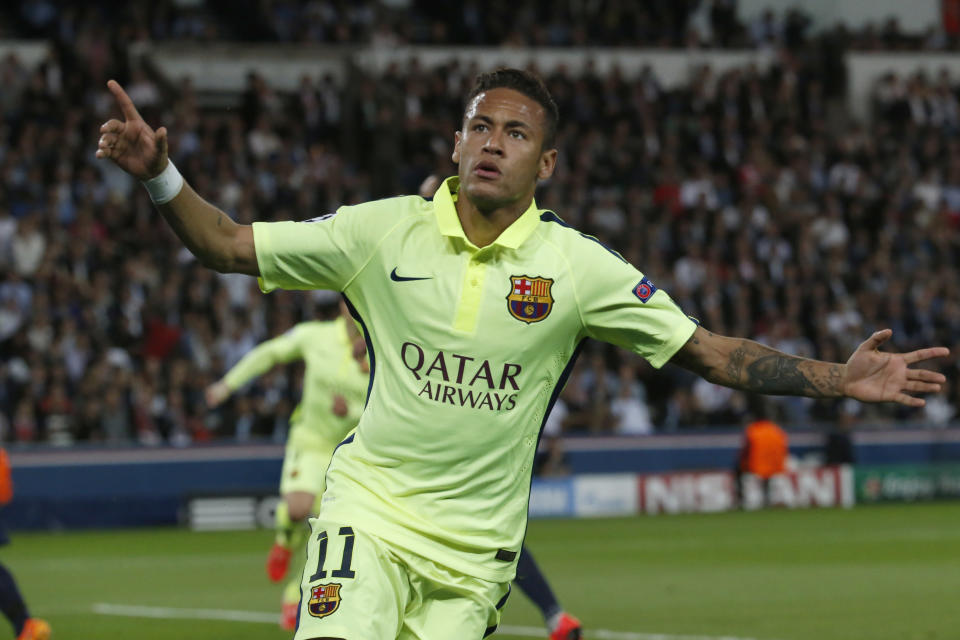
[
  {"xmin": 253, "ymin": 202, "xmax": 382, "ymax": 292},
  {"xmin": 222, "ymin": 330, "xmax": 304, "ymax": 391},
  {"xmin": 577, "ymin": 242, "xmax": 697, "ymax": 369}
]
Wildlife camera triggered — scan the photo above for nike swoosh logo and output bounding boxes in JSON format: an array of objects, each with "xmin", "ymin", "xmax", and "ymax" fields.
[{"xmin": 390, "ymin": 267, "xmax": 432, "ymax": 282}]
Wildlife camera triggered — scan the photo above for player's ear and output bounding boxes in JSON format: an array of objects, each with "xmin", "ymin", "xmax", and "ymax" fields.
[
  {"xmin": 537, "ymin": 148, "xmax": 558, "ymax": 181},
  {"xmin": 452, "ymin": 131, "xmax": 462, "ymax": 164}
]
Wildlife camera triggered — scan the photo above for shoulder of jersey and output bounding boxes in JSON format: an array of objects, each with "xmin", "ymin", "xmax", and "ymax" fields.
[
  {"xmin": 537, "ymin": 210, "xmax": 626, "ymax": 263},
  {"xmin": 336, "ymin": 194, "xmax": 433, "ymax": 230},
  {"xmin": 340, "ymin": 194, "xmax": 431, "ymax": 215}
]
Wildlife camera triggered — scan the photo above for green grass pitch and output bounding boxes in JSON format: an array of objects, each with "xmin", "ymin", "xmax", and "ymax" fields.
[{"xmin": 3, "ymin": 503, "xmax": 958, "ymax": 640}]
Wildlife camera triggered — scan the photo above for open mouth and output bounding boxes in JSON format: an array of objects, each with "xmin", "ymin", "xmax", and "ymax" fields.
[{"xmin": 474, "ymin": 161, "xmax": 501, "ymax": 179}]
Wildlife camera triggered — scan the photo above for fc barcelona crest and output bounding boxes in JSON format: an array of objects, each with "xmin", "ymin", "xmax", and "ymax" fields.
[
  {"xmin": 308, "ymin": 583, "xmax": 342, "ymax": 618},
  {"xmin": 507, "ymin": 276, "xmax": 554, "ymax": 324}
]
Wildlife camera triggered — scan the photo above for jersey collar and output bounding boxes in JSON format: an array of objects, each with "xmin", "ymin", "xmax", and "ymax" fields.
[{"xmin": 433, "ymin": 176, "xmax": 540, "ymax": 250}]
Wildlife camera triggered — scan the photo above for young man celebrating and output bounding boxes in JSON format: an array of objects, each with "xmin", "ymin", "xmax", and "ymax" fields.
[
  {"xmin": 97, "ymin": 68, "xmax": 948, "ymax": 639},
  {"xmin": 204, "ymin": 298, "xmax": 582, "ymax": 638}
]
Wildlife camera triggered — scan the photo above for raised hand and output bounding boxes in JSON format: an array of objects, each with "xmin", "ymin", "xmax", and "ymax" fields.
[
  {"xmin": 843, "ymin": 329, "xmax": 949, "ymax": 407},
  {"xmin": 205, "ymin": 381, "xmax": 231, "ymax": 409},
  {"xmin": 96, "ymin": 80, "xmax": 169, "ymax": 180}
]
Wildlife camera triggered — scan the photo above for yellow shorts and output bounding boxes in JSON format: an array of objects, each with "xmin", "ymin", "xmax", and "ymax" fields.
[
  {"xmin": 279, "ymin": 439, "xmax": 337, "ymax": 496},
  {"xmin": 293, "ymin": 518, "xmax": 510, "ymax": 640}
]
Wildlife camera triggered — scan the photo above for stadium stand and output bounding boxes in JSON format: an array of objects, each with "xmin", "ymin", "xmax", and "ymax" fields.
[{"xmin": 1, "ymin": 2, "xmax": 960, "ymax": 446}]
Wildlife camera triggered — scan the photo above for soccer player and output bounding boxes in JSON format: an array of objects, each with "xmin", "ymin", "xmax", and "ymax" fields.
[
  {"xmin": 97, "ymin": 68, "xmax": 948, "ymax": 639},
  {"xmin": 0, "ymin": 450, "xmax": 50, "ymax": 640},
  {"xmin": 207, "ymin": 292, "xmax": 582, "ymax": 637},
  {"xmin": 417, "ymin": 174, "xmax": 583, "ymax": 640},
  {"xmin": 204, "ymin": 297, "xmax": 370, "ymax": 631}
]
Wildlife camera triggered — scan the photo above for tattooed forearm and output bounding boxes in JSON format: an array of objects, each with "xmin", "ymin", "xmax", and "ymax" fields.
[
  {"xmin": 744, "ymin": 355, "xmax": 819, "ymax": 395},
  {"xmin": 816, "ymin": 363, "xmax": 844, "ymax": 395},
  {"xmin": 725, "ymin": 345, "xmax": 746, "ymax": 383},
  {"xmin": 674, "ymin": 330, "xmax": 846, "ymax": 398},
  {"xmin": 728, "ymin": 343, "xmax": 843, "ymax": 397}
]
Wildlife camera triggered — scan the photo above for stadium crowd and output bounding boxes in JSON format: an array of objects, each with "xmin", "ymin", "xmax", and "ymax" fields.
[
  {"xmin": 1, "ymin": 3, "xmax": 960, "ymax": 445},
  {"xmin": 4, "ymin": 1, "xmax": 959, "ymax": 51}
]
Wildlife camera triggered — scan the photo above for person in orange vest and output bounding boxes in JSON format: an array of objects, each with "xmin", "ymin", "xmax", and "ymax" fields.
[
  {"xmin": 0, "ymin": 449, "xmax": 50, "ymax": 639},
  {"xmin": 736, "ymin": 409, "xmax": 789, "ymax": 507}
]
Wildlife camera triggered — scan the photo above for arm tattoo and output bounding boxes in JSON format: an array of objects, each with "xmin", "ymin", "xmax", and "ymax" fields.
[
  {"xmin": 744, "ymin": 355, "xmax": 819, "ymax": 395},
  {"xmin": 675, "ymin": 332, "xmax": 844, "ymax": 398},
  {"xmin": 725, "ymin": 345, "xmax": 746, "ymax": 383},
  {"xmin": 722, "ymin": 341, "xmax": 843, "ymax": 398}
]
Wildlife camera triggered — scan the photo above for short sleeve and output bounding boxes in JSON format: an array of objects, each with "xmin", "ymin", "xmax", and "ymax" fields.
[
  {"xmin": 578, "ymin": 244, "xmax": 696, "ymax": 369},
  {"xmin": 253, "ymin": 204, "xmax": 379, "ymax": 292}
]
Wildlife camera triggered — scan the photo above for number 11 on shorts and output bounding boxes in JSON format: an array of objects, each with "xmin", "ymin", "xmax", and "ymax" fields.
[{"xmin": 309, "ymin": 526, "xmax": 357, "ymax": 581}]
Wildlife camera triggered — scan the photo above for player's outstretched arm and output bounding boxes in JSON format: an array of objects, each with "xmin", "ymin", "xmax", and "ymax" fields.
[
  {"xmin": 96, "ymin": 80, "xmax": 258, "ymax": 275},
  {"xmin": 671, "ymin": 326, "xmax": 948, "ymax": 407}
]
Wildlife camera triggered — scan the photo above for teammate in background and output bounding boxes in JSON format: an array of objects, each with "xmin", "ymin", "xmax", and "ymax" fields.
[
  {"xmin": 419, "ymin": 174, "xmax": 582, "ymax": 640},
  {"xmin": 0, "ymin": 450, "xmax": 50, "ymax": 640},
  {"xmin": 205, "ymin": 298, "xmax": 369, "ymax": 631},
  {"xmin": 98, "ymin": 69, "xmax": 948, "ymax": 639},
  {"xmin": 735, "ymin": 409, "xmax": 789, "ymax": 508}
]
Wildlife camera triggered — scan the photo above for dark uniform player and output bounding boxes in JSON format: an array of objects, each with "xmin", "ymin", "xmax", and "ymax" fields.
[{"xmin": 0, "ymin": 450, "xmax": 50, "ymax": 640}]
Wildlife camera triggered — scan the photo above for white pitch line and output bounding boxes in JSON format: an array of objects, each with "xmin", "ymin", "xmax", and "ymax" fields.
[
  {"xmin": 92, "ymin": 603, "xmax": 773, "ymax": 640},
  {"xmin": 92, "ymin": 603, "xmax": 279, "ymax": 624}
]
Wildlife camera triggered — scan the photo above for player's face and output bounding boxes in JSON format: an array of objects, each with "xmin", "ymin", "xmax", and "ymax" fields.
[{"xmin": 453, "ymin": 88, "xmax": 557, "ymax": 214}]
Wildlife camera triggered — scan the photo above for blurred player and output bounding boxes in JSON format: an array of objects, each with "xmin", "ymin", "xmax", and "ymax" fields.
[
  {"xmin": 0, "ymin": 450, "xmax": 50, "ymax": 640},
  {"xmin": 98, "ymin": 68, "xmax": 948, "ymax": 639},
  {"xmin": 205, "ymin": 298, "xmax": 369, "ymax": 630}
]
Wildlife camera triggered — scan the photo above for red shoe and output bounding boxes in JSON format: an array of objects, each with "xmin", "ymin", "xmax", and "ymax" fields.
[
  {"xmin": 280, "ymin": 601, "xmax": 298, "ymax": 631},
  {"xmin": 550, "ymin": 612, "xmax": 582, "ymax": 640},
  {"xmin": 266, "ymin": 543, "xmax": 292, "ymax": 582},
  {"xmin": 18, "ymin": 618, "xmax": 51, "ymax": 640}
]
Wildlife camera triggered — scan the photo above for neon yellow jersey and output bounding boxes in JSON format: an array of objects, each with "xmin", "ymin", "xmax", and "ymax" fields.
[
  {"xmin": 253, "ymin": 177, "xmax": 696, "ymax": 582},
  {"xmin": 222, "ymin": 317, "xmax": 369, "ymax": 448}
]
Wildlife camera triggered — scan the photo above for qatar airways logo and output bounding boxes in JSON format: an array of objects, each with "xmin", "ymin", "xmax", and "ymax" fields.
[{"xmin": 401, "ymin": 342, "xmax": 521, "ymax": 411}]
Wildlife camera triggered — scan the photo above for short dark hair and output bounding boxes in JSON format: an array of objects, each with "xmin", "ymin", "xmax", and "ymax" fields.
[{"xmin": 465, "ymin": 68, "xmax": 559, "ymax": 149}]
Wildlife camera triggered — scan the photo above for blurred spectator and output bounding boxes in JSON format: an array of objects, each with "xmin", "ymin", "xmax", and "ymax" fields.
[
  {"xmin": 39, "ymin": 382, "xmax": 73, "ymax": 446},
  {"xmin": 610, "ymin": 363, "xmax": 653, "ymax": 435},
  {"xmin": 10, "ymin": 215, "xmax": 44, "ymax": 277},
  {"xmin": 533, "ymin": 437, "xmax": 571, "ymax": 478}
]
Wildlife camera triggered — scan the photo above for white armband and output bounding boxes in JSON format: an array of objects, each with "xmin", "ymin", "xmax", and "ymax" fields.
[{"xmin": 142, "ymin": 161, "xmax": 184, "ymax": 205}]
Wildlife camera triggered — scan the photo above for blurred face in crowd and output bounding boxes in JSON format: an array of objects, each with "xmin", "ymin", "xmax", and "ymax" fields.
[{"xmin": 453, "ymin": 87, "xmax": 557, "ymax": 215}]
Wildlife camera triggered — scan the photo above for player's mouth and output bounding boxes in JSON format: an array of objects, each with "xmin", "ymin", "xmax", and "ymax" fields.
[{"xmin": 474, "ymin": 161, "xmax": 501, "ymax": 180}]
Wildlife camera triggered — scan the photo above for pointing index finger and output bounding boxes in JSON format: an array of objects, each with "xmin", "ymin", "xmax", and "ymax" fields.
[{"xmin": 107, "ymin": 79, "xmax": 143, "ymax": 122}]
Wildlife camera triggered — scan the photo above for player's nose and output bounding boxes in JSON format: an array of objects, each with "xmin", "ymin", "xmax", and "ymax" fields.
[{"xmin": 482, "ymin": 132, "xmax": 505, "ymax": 155}]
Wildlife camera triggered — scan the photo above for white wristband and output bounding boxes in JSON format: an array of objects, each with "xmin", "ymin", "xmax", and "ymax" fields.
[{"xmin": 142, "ymin": 161, "xmax": 184, "ymax": 205}]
